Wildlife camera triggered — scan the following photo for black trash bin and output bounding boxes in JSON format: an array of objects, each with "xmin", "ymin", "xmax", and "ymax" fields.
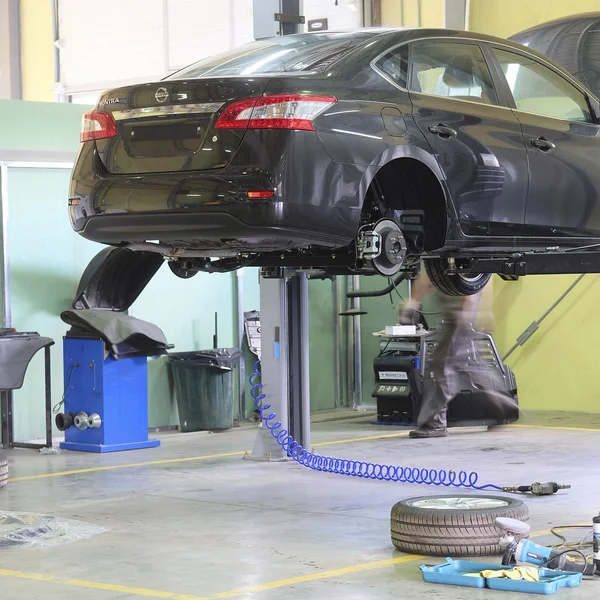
[{"xmin": 168, "ymin": 349, "xmax": 242, "ymax": 432}]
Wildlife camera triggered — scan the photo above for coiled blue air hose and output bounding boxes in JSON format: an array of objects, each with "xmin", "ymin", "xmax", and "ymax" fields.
[{"xmin": 250, "ymin": 360, "xmax": 502, "ymax": 490}]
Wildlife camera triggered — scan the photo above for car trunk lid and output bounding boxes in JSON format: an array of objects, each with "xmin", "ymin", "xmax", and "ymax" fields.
[{"xmin": 92, "ymin": 78, "xmax": 272, "ymax": 175}]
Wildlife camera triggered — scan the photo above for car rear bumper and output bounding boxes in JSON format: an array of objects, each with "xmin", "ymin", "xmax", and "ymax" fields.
[
  {"xmin": 70, "ymin": 131, "xmax": 365, "ymax": 251},
  {"xmin": 78, "ymin": 204, "xmax": 354, "ymax": 249}
]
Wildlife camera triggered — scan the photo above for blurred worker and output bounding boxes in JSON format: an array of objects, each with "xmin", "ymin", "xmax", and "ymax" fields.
[{"xmin": 399, "ymin": 264, "xmax": 507, "ymax": 439}]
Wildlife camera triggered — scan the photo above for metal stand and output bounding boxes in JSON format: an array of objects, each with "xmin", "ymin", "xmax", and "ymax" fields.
[
  {"xmin": 1, "ymin": 344, "xmax": 53, "ymax": 449},
  {"xmin": 247, "ymin": 270, "xmax": 310, "ymax": 461}
]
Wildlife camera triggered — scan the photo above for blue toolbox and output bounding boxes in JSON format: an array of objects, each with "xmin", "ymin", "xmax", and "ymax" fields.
[{"xmin": 420, "ymin": 558, "xmax": 583, "ymax": 595}]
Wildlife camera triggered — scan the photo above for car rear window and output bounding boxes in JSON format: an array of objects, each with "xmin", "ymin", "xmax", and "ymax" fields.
[{"xmin": 165, "ymin": 34, "xmax": 357, "ymax": 80}]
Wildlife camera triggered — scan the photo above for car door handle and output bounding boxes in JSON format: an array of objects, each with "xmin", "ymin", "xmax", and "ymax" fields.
[
  {"xmin": 530, "ymin": 136, "xmax": 555, "ymax": 152},
  {"xmin": 428, "ymin": 123, "xmax": 457, "ymax": 139}
]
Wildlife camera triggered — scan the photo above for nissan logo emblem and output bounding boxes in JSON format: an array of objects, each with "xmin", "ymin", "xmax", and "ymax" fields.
[{"xmin": 155, "ymin": 87, "xmax": 169, "ymax": 103}]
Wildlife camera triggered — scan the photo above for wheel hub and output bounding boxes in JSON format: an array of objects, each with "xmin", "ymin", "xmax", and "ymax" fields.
[
  {"xmin": 410, "ymin": 497, "xmax": 510, "ymax": 510},
  {"xmin": 357, "ymin": 219, "xmax": 407, "ymax": 276}
]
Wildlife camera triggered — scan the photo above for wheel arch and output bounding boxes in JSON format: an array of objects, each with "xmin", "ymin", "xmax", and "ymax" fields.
[{"xmin": 359, "ymin": 146, "xmax": 455, "ymax": 252}]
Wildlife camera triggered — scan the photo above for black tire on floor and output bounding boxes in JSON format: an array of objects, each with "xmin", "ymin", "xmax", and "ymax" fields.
[
  {"xmin": 424, "ymin": 258, "xmax": 492, "ymax": 296},
  {"xmin": 391, "ymin": 495, "xmax": 529, "ymax": 557},
  {"xmin": 0, "ymin": 453, "xmax": 7, "ymax": 490}
]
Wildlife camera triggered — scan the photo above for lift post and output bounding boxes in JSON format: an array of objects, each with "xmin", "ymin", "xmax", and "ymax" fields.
[
  {"xmin": 247, "ymin": 269, "xmax": 310, "ymax": 461},
  {"xmin": 253, "ymin": 0, "xmax": 305, "ymax": 39}
]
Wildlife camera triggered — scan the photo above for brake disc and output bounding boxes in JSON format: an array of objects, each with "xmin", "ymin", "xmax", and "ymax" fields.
[{"xmin": 370, "ymin": 219, "xmax": 407, "ymax": 276}]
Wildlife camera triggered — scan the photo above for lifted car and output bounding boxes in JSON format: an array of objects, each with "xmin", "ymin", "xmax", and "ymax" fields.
[{"xmin": 70, "ymin": 28, "xmax": 600, "ymax": 295}]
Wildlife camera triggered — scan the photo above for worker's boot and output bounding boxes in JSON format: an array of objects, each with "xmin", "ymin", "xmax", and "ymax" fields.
[
  {"xmin": 411, "ymin": 407, "xmax": 448, "ymax": 438},
  {"xmin": 409, "ymin": 427, "xmax": 448, "ymax": 439}
]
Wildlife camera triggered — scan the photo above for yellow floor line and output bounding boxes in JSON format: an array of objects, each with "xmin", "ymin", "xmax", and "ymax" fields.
[
  {"xmin": 211, "ymin": 554, "xmax": 423, "ymax": 598},
  {"xmin": 0, "ymin": 568, "xmax": 208, "ymax": 600},
  {"xmin": 313, "ymin": 431, "xmax": 410, "ymax": 446},
  {"xmin": 509, "ymin": 424, "xmax": 600, "ymax": 433},
  {"xmin": 0, "ymin": 528, "xmax": 560, "ymax": 598},
  {"xmin": 8, "ymin": 432, "xmax": 410, "ymax": 483},
  {"xmin": 10, "ymin": 421, "xmax": 597, "ymax": 483},
  {"xmin": 8, "ymin": 451, "xmax": 245, "ymax": 482}
]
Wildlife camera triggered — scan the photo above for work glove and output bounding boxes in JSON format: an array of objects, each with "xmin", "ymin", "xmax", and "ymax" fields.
[{"xmin": 479, "ymin": 567, "xmax": 539, "ymax": 582}]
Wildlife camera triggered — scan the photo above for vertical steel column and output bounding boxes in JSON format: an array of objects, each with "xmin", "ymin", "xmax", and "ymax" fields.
[
  {"xmin": 51, "ymin": 0, "xmax": 65, "ymax": 102},
  {"xmin": 0, "ymin": 165, "xmax": 11, "ymax": 329},
  {"xmin": 0, "ymin": 0, "xmax": 22, "ymax": 100},
  {"xmin": 299, "ymin": 273, "xmax": 310, "ymax": 448},
  {"xmin": 235, "ymin": 269, "xmax": 246, "ymax": 420},
  {"xmin": 287, "ymin": 272, "xmax": 310, "ymax": 450},
  {"xmin": 333, "ymin": 277, "xmax": 342, "ymax": 408},
  {"xmin": 280, "ymin": 0, "xmax": 302, "ymax": 35},
  {"xmin": 0, "ymin": 390, "xmax": 12, "ymax": 448},
  {"xmin": 248, "ymin": 276, "xmax": 289, "ymax": 460},
  {"xmin": 253, "ymin": 0, "xmax": 304, "ymax": 39},
  {"xmin": 44, "ymin": 346, "xmax": 53, "ymax": 448},
  {"xmin": 162, "ymin": 0, "xmax": 171, "ymax": 73},
  {"xmin": 228, "ymin": 0, "xmax": 236, "ymax": 48},
  {"xmin": 247, "ymin": 270, "xmax": 310, "ymax": 459},
  {"xmin": 0, "ymin": 165, "xmax": 12, "ymax": 448},
  {"xmin": 351, "ymin": 275, "xmax": 362, "ymax": 408}
]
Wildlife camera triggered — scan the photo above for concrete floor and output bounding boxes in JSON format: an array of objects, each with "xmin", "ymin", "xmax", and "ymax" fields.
[{"xmin": 1, "ymin": 411, "xmax": 599, "ymax": 599}]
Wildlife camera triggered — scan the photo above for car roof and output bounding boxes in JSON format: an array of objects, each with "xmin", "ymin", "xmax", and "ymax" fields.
[
  {"xmin": 271, "ymin": 27, "xmax": 551, "ymax": 50},
  {"xmin": 292, "ymin": 27, "xmax": 552, "ymax": 55},
  {"xmin": 256, "ymin": 28, "xmax": 593, "ymax": 95}
]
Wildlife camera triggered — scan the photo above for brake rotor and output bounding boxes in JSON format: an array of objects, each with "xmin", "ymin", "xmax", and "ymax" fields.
[{"xmin": 371, "ymin": 219, "xmax": 407, "ymax": 276}]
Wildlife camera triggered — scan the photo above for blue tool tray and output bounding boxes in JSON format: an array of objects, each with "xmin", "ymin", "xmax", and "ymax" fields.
[{"xmin": 420, "ymin": 558, "xmax": 583, "ymax": 595}]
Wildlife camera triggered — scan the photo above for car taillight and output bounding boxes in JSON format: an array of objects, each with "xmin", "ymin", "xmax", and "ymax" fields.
[
  {"xmin": 81, "ymin": 110, "xmax": 117, "ymax": 142},
  {"xmin": 247, "ymin": 191, "xmax": 274, "ymax": 199},
  {"xmin": 215, "ymin": 94, "xmax": 337, "ymax": 131}
]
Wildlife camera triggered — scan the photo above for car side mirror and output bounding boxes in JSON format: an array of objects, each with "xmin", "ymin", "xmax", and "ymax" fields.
[{"xmin": 589, "ymin": 95, "xmax": 600, "ymax": 123}]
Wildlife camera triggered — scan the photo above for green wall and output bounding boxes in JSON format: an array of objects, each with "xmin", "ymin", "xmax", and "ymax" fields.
[
  {"xmin": 468, "ymin": 0, "xmax": 600, "ymax": 412},
  {"xmin": 0, "ymin": 99, "xmax": 427, "ymax": 442},
  {"xmin": 0, "ymin": 101, "xmax": 98, "ymax": 441},
  {"xmin": 0, "ymin": 100, "xmax": 85, "ymax": 153},
  {"xmin": 8, "ymin": 167, "xmax": 103, "ymax": 441}
]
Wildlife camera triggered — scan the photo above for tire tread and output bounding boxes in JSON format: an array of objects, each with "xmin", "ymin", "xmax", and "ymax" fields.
[
  {"xmin": 390, "ymin": 495, "xmax": 529, "ymax": 557},
  {"xmin": 424, "ymin": 259, "xmax": 491, "ymax": 296}
]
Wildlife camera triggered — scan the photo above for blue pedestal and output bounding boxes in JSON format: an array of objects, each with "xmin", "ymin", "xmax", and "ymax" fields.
[{"xmin": 60, "ymin": 337, "xmax": 160, "ymax": 453}]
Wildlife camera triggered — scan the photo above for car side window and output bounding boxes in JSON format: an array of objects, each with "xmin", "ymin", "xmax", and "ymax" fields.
[
  {"xmin": 374, "ymin": 45, "xmax": 409, "ymax": 89},
  {"xmin": 492, "ymin": 48, "xmax": 593, "ymax": 123},
  {"xmin": 409, "ymin": 42, "xmax": 498, "ymax": 105}
]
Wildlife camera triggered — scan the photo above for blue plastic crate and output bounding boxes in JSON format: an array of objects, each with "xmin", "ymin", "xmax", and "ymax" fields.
[{"xmin": 420, "ymin": 558, "xmax": 583, "ymax": 595}]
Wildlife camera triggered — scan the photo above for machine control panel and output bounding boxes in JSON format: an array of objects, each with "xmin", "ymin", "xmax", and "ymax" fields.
[{"xmin": 375, "ymin": 384, "xmax": 410, "ymax": 397}]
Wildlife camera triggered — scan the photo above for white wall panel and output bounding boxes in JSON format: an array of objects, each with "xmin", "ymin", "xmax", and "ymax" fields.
[
  {"xmin": 166, "ymin": 0, "xmax": 231, "ymax": 70},
  {"xmin": 234, "ymin": 0, "xmax": 255, "ymax": 47},
  {"xmin": 58, "ymin": 0, "xmax": 165, "ymax": 89},
  {"xmin": 58, "ymin": 0, "xmax": 362, "ymax": 96},
  {"xmin": 303, "ymin": 0, "xmax": 362, "ymax": 30}
]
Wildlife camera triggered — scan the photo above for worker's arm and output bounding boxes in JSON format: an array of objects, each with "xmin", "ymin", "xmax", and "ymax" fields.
[
  {"xmin": 403, "ymin": 269, "xmax": 433, "ymax": 311},
  {"xmin": 399, "ymin": 268, "xmax": 433, "ymax": 323}
]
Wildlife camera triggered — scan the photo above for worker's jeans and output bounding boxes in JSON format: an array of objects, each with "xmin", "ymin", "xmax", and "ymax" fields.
[
  {"xmin": 416, "ymin": 319, "xmax": 517, "ymax": 429},
  {"xmin": 417, "ymin": 319, "xmax": 473, "ymax": 430}
]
